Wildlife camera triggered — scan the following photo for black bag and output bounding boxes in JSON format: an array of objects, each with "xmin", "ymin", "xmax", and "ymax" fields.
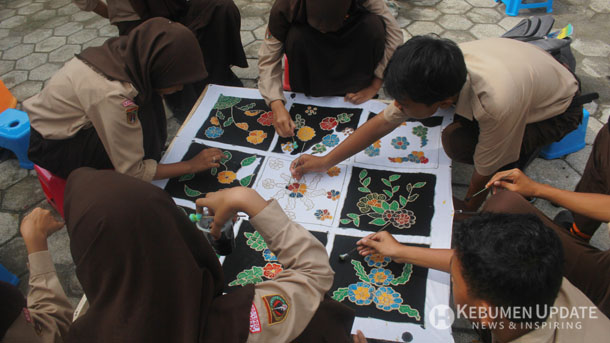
[{"xmin": 502, "ymin": 15, "xmax": 598, "ymax": 106}]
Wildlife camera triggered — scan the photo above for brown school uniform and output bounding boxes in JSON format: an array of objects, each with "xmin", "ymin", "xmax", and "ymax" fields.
[
  {"xmin": 508, "ymin": 278, "xmax": 610, "ymax": 343},
  {"xmin": 24, "ymin": 18, "xmax": 207, "ymax": 180},
  {"xmin": 384, "ymin": 37, "xmax": 580, "ymax": 176},
  {"xmin": 63, "ymin": 168, "xmax": 353, "ymax": 343},
  {"xmin": 1, "ymin": 251, "xmax": 73, "ymax": 343},
  {"xmin": 258, "ymin": 0, "xmax": 403, "ymax": 105}
]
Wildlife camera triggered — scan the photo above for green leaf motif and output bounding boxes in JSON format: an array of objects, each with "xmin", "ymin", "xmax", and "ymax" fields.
[
  {"xmin": 362, "ymin": 177, "xmax": 371, "ymax": 187},
  {"xmin": 390, "ymin": 200, "xmax": 399, "ymax": 211},
  {"xmin": 358, "ymin": 187, "xmax": 371, "ymax": 193},
  {"xmin": 332, "ymin": 287, "xmax": 350, "ymax": 302},
  {"xmin": 228, "ymin": 266, "xmax": 264, "ymax": 286},
  {"xmin": 210, "ymin": 167, "xmax": 217, "ymax": 176},
  {"xmin": 340, "ymin": 218, "xmax": 352, "ymax": 225},
  {"xmin": 359, "ymin": 169, "xmax": 368, "ymax": 181},
  {"xmin": 370, "ymin": 218, "xmax": 387, "ymax": 226},
  {"xmin": 223, "ymin": 117, "xmax": 234, "ymax": 127},
  {"xmin": 391, "ymin": 264, "xmax": 413, "ymax": 286},
  {"xmin": 213, "ymin": 94, "xmax": 241, "ymax": 110},
  {"xmin": 353, "ymin": 217, "xmax": 360, "ymax": 227},
  {"xmin": 179, "ymin": 173, "xmax": 194, "ymax": 182},
  {"xmin": 221, "ymin": 151, "xmax": 232, "ymax": 164},
  {"xmin": 381, "ymin": 201, "xmax": 390, "ymax": 210},
  {"xmin": 382, "ymin": 178, "xmax": 392, "ymax": 187},
  {"xmin": 216, "ymin": 110, "xmax": 225, "ymax": 120},
  {"xmin": 389, "ymin": 174, "xmax": 401, "ymax": 182},
  {"xmin": 184, "ymin": 185, "xmax": 202, "ymax": 197},
  {"xmin": 347, "ymin": 213, "xmax": 359, "ymax": 220},
  {"xmin": 392, "ymin": 185, "xmax": 400, "ymax": 193},
  {"xmin": 371, "ymin": 205, "xmax": 385, "ymax": 214},
  {"xmin": 368, "ymin": 212, "xmax": 382, "ymax": 218},
  {"xmin": 241, "ymin": 156, "xmax": 257, "ymax": 167},
  {"xmin": 351, "ymin": 260, "xmax": 371, "ymax": 283},
  {"xmin": 406, "ymin": 184, "xmax": 413, "ymax": 193},
  {"xmin": 245, "ymin": 231, "xmax": 268, "ymax": 251},
  {"xmin": 240, "ymin": 175, "xmax": 253, "ymax": 187},
  {"xmin": 383, "ymin": 189, "xmax": 393, "ymax": 198},
  {"xmin": 408, "ymin": 194, "xmax": 419, "ymax": 202},
  {"xmin": 413, "ymin": 182, "xmax": 426, "ymax": 189},
  {"xmin": 237, "ymin": 102, "xmax": 256, "ymax": 111},
  {"xmin": 398, "ymin": 304, "xmax": 421, "ymax": 320},
  {"xmin": 399, "ymin": 195, "xmax": 407, "ymax": 207},
  {"xmin": 337, "ymin": 112, "xmax": 353, "ymax": 123},
  {"xmin": 295, "ymin": 114, "xmax": 305, "ymax": 129}
]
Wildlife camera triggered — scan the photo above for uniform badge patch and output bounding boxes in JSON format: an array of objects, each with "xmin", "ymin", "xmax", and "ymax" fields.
[
  {"xmin": 265, "ymin": 28, "xmax": 273, "ymax": 40},
  {"xmin": 261, "ymin": 294, "xmax": 289, "ymax": 325},
  {"xmin": 249, "ymin": 302, "xmax": 262, "ymax": 333},
  {"xmin": 122, "ymin": 99, "xmax": 139, "ymax": 124}
]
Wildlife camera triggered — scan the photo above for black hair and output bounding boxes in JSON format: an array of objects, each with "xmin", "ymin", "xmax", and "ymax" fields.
[
  {"xmin": 453, "ymin": 213, "xmax": 564, "ymax": 324},
  {"xmin": 384, "ymin": 35, "xmax": 467, "ymax": 106}
]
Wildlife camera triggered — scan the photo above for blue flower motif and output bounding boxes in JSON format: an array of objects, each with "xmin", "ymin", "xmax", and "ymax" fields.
[
  {"xmin": 369, "ymin": 268, "xmax": 394, "ymax": 286},
  {"xmin": 347, "ymin": 282, "xmax": 375, "ymax": 305},
  {"xmin": 262, "ymin": 248, "xmax": 278, "ymax": 261},
  {"xmin": 391, "ymin": 136, "xmax": 409, "ymax": 150},
  {"xmin": 322, "ymin": 134, "xmax": 340, "ymax": 147},
  {"xmin": 374, "ymin": 286, "xmax": 403, "ymax": 311},
  {"xmin": 289, "ymin": 192, "xmax": 304, "ymax": 198},
  {"xmin": 364, "ymin": 145, "xmax": 380, "ymax": 157},
  {"xmin": 205, "ymin": 126, "xmax": 224, "ymax": 139},
  {"xmin": 364, "ymin": 254, "xmax": 391, "ymax": 268}
]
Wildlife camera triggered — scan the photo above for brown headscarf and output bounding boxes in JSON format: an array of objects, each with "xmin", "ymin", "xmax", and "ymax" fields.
[
  {"xmin": 77, "ymin": 18, "xmax": 207, "ymax": 161},
  {"xmin": 269, "ymin": 0, "xmax": 356, "ymax": 40},
  {"xmin": 64, "ymin": 168, "xmax": 253, "ymax": 343},
  {"xmin": 129, "ymin": 0, "xmax": 189, "ymax": 21},
  {"xmin": 0, "ymin": 281, "xmax": 26, "ymax": 340}
]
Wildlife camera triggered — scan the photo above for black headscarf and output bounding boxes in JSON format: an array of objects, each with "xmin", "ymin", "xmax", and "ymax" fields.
[
  {"xmin": 64, "ymin": 168, "xmax": 253, "ymax": 343},
  {"xmin": 77, "ymin": 18, "xmax": 207, "ymax": 161},
  {"xmin": 0, "ymin": 281, "xmax": 26, "ymax": 340}
]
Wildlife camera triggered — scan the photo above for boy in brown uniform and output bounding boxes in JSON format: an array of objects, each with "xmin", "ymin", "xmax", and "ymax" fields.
[{"xmin": 291, "ymin": 35, "xmax": 581, "ymax": 212}]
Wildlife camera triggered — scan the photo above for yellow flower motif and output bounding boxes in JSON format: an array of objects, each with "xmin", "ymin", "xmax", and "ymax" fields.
[
  {"xmin": 246, "ymin": 130, "xmax": 267, "ymax": 145},
  {"xmin": 296, "ymin": 126, "xmax": 315, "ymax": 142},
  {"xmin": 210, "ymin": 116, "xmax": 220, "ymax": 126},
  {"xmin": 372, "ymin": 140, "xmax": 381, "ymax": 148},
  {"xmin": 373, "ymin": 272, "xmax": 388, "ymax": 284},
  {"xmin": 217, "ymin": 171, "xmax": 236, "ymax": 184},
  {"xmin": 326, "ymin": 166, "xmax": 341, "ymax": 177},
  {"xmin": 376, "ymin": 292, "xmax": 393, "ymax": 307},
  {"xmin": 353, "ymin": 286, "xmax": 372, "ymax": 301},
  {"xmin": 244, "ymin": 110, "xmax": 262, "ymax": 116},
  {"xmin": 235, "ymin": 122, "xmax": 249, "ymax": 131}
]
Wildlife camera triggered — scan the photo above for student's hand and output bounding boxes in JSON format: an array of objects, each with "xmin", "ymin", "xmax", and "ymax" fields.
[
  {"xmin": 196, "ymin": 187, "xmax": 269, "ymax": 239},
  {"xmin": 271, "ymin": 100, "xmax": 295, "ymax": 137},
  {"xmin": 486, "ymin": 168, "xmax": 541, "ymax": 198},
  {"xmin": 357, "ymin": 231, "xmax": 407, "ymax": 263},
  {"xmin": 289, "ymin": 154, "xmax": 331, "ymax": 180},
  {"xmin": 20, "ymin": 208, "xmax": 65, "ymax": 254},
  {"xmin": 187, "ymin": 148, "xmax": 223, "ymax": 173},
  {"xmin": 352, "ymin": 330, "xmax": 368, "ymax": 343},
  {"xmin": 344, "ymin": 77, "xmax": 382, "ymax": 105}
]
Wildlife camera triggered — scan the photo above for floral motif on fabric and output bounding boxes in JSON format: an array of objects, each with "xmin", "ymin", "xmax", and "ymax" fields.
[
  {"xmin": 391, "ymin": 136, "xmax": 409, "ymax": 150},
  {"xmin": 327, "ymin": 189, "xmax": 341, "ymax": 200},
  {"xmin": 314, "ymin": 209, "xmax": 333, "ymax": 221}
]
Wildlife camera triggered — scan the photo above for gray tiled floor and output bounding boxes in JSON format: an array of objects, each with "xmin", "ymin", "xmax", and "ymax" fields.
[{"xmin": 1, "ymin": 0, "xmax": 609, "ymax": 342}]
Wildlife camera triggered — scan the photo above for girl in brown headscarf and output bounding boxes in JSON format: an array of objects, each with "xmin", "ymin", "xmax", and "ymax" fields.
[
  {"xmin": 64, "ymin": 167, "xmax": 355, "ymax": 343},
  {"xmin": 258, "ymin": 0, "xmax": 403, "ymax": 137},
  {"xmin": 24, "ymin": 18, "xmax": 224, "ymax": 182}
]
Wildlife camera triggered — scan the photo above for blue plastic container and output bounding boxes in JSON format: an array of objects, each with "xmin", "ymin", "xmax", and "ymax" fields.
[
  {"xmin": 540, "ymin": 108, "xmax": 589, "ymax": 160},
  {"xmin": 0, "ymin": 108, "xmax": 33, "ymax": 169},
  {"xmin": 0, "ymin": 263, "xmax": 19, "ymax": 286}
]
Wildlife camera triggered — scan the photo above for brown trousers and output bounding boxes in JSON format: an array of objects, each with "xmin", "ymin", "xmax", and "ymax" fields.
[
  {"xmin": 482, "ymin": 191, "xmax": 610, "ymax": 318},
  {"xmin": 442, "ymin": 98, "xmax": 583, "ymax": 171},
  {"xmin": 574, "ymin": 122, "xmax": 610, "ymax": 236}
]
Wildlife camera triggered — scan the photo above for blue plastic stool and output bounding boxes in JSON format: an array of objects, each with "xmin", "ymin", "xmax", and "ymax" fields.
[
  {"xmin": 0, "ymin": 263, "xmax": 19, "ymax": 286},
  {"xmin": 496, "ymin": 0, "xmax": 553, "ymax": 16},
  {"xmin": 0, "ymin": 109, "xmax": 33, "ymax": 169},
  {"xmin": 540, "ymin": 108, "xmax": 589, "ymax": 160}
]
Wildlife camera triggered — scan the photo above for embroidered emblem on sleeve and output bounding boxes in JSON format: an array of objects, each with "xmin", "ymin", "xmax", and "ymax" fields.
[
  {"xmin": 265, "ymin": 28, "xmax": 273, "ymax": 40},
  {"xmin": 249, "ymin": 302, "xmax": 262, "ymax": 333},
  {"xmin": 261, "ymin": 294, "xmax": 289, "ymax": 325},
  {"xmin": 122, "ymin": 99, "xmax": 139, "ymax": 124}
]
